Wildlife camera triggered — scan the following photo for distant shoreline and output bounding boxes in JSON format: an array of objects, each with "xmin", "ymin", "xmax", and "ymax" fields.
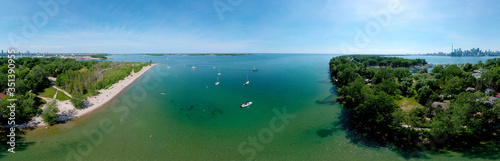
[{"xmin": 142, "ymin": 53, "xmax": 252, "ymax": 56}]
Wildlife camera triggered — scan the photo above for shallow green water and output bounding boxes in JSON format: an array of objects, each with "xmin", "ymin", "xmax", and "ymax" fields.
[{"xmin": 3, "ymin": 54, "xmax": 498, "ymax": 161}]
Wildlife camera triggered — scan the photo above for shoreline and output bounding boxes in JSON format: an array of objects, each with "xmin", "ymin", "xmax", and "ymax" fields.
[
  {"xmin": 12, "ymin": 63, "xmax": 158, "ymax": 128},
  {"xmin": 74, "ymin": 63, "xmax": 158, "ymax": 118}
]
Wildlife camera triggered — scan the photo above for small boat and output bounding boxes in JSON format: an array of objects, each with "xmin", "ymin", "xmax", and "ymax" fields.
[
  {"xmin": 215, "ymin": 76, "xmax": 220, "ymax": 86},
  {"xmin": 252, "ymin": 64, "xmax": 256, "ymax": 71},
  {"xmin": 241, "ymin": 101, "xmax": 252, "ymax": 108},
  {"xmin": 243, "ymin": 74, "xmax": 249, "ymax": 85},
  {"xmin": 217, "ymin": 68, "xmax": 221, "ymax": 76},
  {"xmin": 160, "ymin": 93, "xmax": 165, "ymax": 95},
  {"xmin": 191, "ymin": 66, "xmax": 197, "ymax": 69}
]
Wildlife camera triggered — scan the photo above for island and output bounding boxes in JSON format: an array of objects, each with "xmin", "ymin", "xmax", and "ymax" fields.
[{"xmin": 329, "ymin": 55, "xmax": 500, "ymax": 152}]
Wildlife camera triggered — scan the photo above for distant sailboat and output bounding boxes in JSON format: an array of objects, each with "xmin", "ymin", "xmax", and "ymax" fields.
[
  {"xmin": 191, "ymin": 66, "xmax": 197, "ymax": 69},
  {"xmin": 217, "ymin": 68, "xmax": 221, "ymax": 76},
  {"xmin": 252, "ymin": 64, "xmax": 256, "ymax": 71},
  {"xmin": 243, "ymin": 74, "xmax": 249, "ymax": 85},
  {"xmin": 215, "ymin": 76, "xmax": 220, "ymax": 86}
]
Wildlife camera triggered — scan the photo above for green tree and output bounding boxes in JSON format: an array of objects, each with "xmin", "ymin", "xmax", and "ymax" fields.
[
  {"xmin": 372, "ymin": 67, "xmax": 393, "ymax": 84},
  {"xmin": 26, "ymin": 65, "xmax": 49, "ymax": 93},
  {"xmin": 443, "ymin": 76, "xmax": 465, "ymax": 95},
  {"xmin": 368, "ymin": 59, "xmax": 378, "ymax": 66},
  {"xmin": 375, "ymin": 79, "xmax": 399, "ymax": 96},
  {"xmin": 443, "ymin": 64, "xmax": 462, "ymax": 79},
  {"xmin": 462, "ymin": 63, "xmax": 473, "ymax": 72},
  {"xmin": 417, "ymin": 68, "xmax": 428, "ymax": 74},
  {"xmin": 399, "ymin": 77, "xmax": 414, "ymax": 96},
  {"xmin": 407, "ymin": 107, "xmax": 428, "ymax": 127},
  {"xmin": 339, "ymin": 77, "xmax": 371, "ymax": 107},
  {"xmin": 337, "ymin": 67, "xmax": 358, "ymax": 86},
  {"xmin": 0, "ymin": 65, "xmax": 8, "ymax": 74},
  {"xmin": 71, "ymin": 93, "xmax": 86, "ymax": 109},
  {"xmin": 416, "ymin": 86, "xmax": 433, "ymax": 105},
  {"xmin": 431, "ymin": 65, "xmax": 444, "ymax": 74},
  {"xmin": 353, "ymin": 91, "xmax": 397, "ymax": 131},
  {"xmin": 414, "ymin": 73, "xmax": 439, "ymax": 91},
  {"xmin": 19, "ymin": 93, "xmax": 41, "ymax": 120},
  {"xmin": 394, "ymin": 68, "xmax": 410, "ymax": 82},
  {"xmin": 42, "ymin": 100, "xmax": 59, "ymax": 125},
  {"xmin": 15, "ymin": 67, "xmax": 30, "ymax": 79},
  {"xmin": 481, "ymin": 68, "xmax": 500, "ymax": 91}
]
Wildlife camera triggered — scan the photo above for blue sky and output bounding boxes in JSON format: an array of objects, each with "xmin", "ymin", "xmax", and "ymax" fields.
[{"xmin": 1, "ymin": 0, "xmax": 499, "ymax": 54}]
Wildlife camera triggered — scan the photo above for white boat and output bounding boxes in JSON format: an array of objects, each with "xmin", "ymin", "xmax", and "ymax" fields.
[
  {"xmin": 215, "ymin": 76, "xmax": 220, "ymax": 86},
  {"xmin": 243, "ymin": 74, "xmax": 249, "ymax": 85},
  {"xmin": 241, "ymin": 101, "xmax": 252, "ymax": 108},
  {"xmin": 191, "ymin": 66, "xmax": 197, "ymax": 69},
  {"xmin": 217, "ymin": 68, "xmax": 221, "ymax": 76},
  {"xmin": 252, "ymin": 64, "xmax": 256, "ymax": 71}
]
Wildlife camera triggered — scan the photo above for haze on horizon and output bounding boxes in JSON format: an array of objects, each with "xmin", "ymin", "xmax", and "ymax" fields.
[{"xmin": 1, "ymin": 0, "xmax": 499, "ymax": 54}]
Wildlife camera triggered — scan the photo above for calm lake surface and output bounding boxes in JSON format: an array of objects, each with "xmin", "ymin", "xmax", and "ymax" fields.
[{"xmin": 4, "ymin": 54, "xmax": 499, "ymax": 161}]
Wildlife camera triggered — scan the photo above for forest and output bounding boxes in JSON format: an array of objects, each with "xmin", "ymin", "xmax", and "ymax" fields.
[
  {"xmin": 349, "ymin": 55, "xmax": 427, "ymax": 68},
  {"xmin": 330, "ymin": 55, "xmax": 500, "ymax": 151},
  {"xmin": 0, "ymin": 57, "xmax": 150, "ymax": 125}
]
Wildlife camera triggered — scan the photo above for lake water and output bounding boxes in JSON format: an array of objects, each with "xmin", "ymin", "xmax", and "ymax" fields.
[
  {"xmin": 390, "ymin": 55, "xmax": 500, "ymax": 65},
  {"xmin": 3, "ymin": 54, "xmax": 499, "ymax": 161}
]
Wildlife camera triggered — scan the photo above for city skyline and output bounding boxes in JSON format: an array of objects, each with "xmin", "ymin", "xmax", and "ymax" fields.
[{"xmin": 1, "ymin": 0, "xmax": 500, "ymax": 54}]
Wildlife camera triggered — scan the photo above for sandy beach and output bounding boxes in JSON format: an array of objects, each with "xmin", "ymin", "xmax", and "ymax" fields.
[
  {"xmin": 21, "ymin": 63, "xmax": 158, "ymax": 127},
  {"xmin": 75, "ymin": 63, "xmax": 158, "ymax": 118}
]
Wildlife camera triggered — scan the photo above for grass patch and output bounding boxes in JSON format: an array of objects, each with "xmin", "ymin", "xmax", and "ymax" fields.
[
  {"xmin": 56, "ymin": 91, "xmax": 71, "ymax": 101},
  {"xmin": 39, "ymin": 87, "xmax": 57, "ymax": 98},
  {"xmin": 396, "ymin": 96, "xmax": 424, "ymax": 111}
]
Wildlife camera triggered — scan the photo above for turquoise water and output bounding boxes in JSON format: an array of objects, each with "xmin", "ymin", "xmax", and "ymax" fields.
[{"xmin": 3, "ymin": 54, "xmax": 499, "ymax": 161}]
